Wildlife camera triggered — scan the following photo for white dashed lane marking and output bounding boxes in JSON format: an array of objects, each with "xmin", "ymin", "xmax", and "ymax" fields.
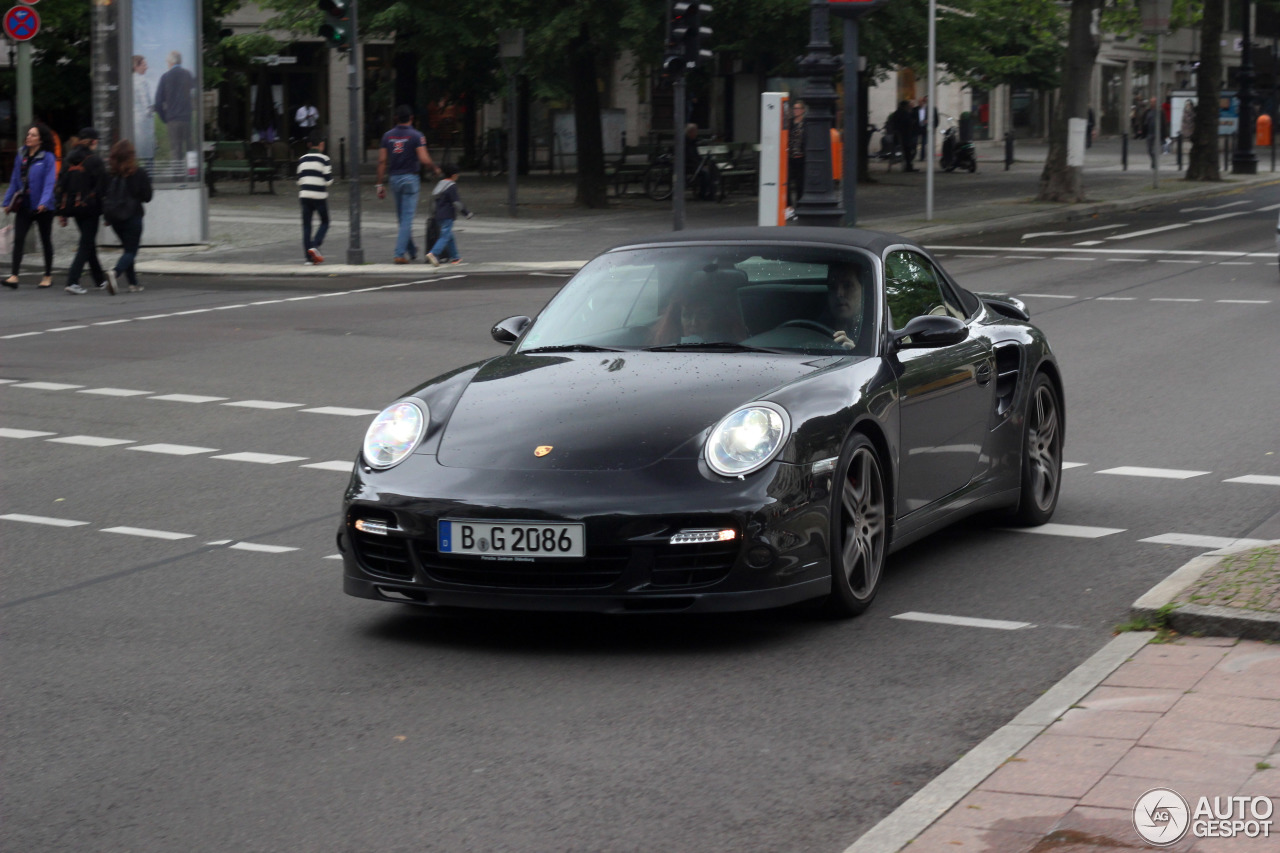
[
  {"xmin": 78, "ymin": 387, "xmax": 152, "ymax": 397},
  {"xmin": 301, "ymin": 406, "xmax": 379, "ymax": 416},
  {"xmin": 1226, "ymin": 474, "xmax": 1280, "ymax": 486},
  {"xmin": 13, "ymin": 382, "xmax": 84, "ymax": 391},
  {"xmin": 101, "ymin": 526, "xmax": 194, "ymax": 540},
  {"xmin": 127, "ymin": 443, "xmax": 219, "ymax": 456},
  {"xmin": 223, "ymin": 400, "xmax": 304, "ymax": 410},
  {"xmin": 892, "ymin": 612, "xmax": 1034, "ymax": 631},
  {"xmin": 1097, "ymin": 466, "xmax": 1210, "ymax": 480},
  {"xmin": 47, "ymin": 435, "xmax": 135, "ymax": 447},
  {"xmin": 149, "ymin": 394, "xmax": 229, "ymax": 404},
  {"xmin": 301, "ymin": 461, "xmax": 355, "ymax": 472},
  {"xmin": 212, "ymin": 452, "xmax": 309, "ymax": 465},
  {"xmin": 0, "ymin": 513, "xmax": 89, "ymax": 527},
  {"xmin": 229, "ymin": 542, "xmax": 299, "ymax": 554},
  {"xmin": 1001, "ymin": 523, "xmax": 1127, "ymax": 539}
]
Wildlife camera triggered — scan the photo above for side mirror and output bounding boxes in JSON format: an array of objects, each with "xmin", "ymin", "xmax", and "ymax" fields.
[
  {"xmin": 892, "ymin": 315, "xmax": 967, "ymax": 349},
  {"xmin": 491, "ymin": 315, "xmax": 532, "ymax": 345}
]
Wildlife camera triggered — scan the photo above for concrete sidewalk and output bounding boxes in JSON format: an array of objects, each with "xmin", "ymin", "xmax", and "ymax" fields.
[
  {"xmin": 847, "ymin": 544, "xmax": 1280, "ymax": 853},
  {"xmin": 10, "ymin": 136, "xmax": 1280, "ymax": 283}
]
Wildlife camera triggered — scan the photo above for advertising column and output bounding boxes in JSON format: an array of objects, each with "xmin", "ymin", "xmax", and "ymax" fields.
[{"xmin": 129, "ymin": 0, "xmax": 207, "ymax": 244}]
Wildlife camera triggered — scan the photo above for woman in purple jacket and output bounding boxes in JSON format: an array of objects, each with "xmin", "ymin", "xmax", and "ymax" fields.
[{"xmin": 3, "ymin": 123, "xmax": 59, "ymax": 289}]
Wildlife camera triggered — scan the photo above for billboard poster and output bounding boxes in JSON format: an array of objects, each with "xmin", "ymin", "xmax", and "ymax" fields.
[{"xmin": 131, "ymin": 0, "xmax": 201, "ymax": 184}]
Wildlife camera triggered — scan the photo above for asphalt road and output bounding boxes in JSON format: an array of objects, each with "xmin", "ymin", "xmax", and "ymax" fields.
[{"xmin": 2, "ymin": 189, "xmax": 1278, "ymax": 852}]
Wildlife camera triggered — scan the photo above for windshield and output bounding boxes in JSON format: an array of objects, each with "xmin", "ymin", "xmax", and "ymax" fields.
[{"xmin": 516, "ymin": 245, "xmax": 879, "ymax": 356}]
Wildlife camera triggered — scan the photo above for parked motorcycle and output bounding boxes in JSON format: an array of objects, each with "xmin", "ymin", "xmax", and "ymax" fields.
[{"xmin": 940, "ymin": 119, "xmax": 977, "ymax": 173}]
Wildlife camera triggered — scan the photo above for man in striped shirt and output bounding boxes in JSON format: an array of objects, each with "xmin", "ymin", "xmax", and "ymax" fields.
[{"xmin": 297, "ymin": 130, "xmax": 333, "ymax": 264}]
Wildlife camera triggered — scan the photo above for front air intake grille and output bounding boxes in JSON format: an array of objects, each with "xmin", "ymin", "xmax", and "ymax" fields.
[
  {"xmin": 416, "ymin": 542, "xmax": 630, "ymax": 590},
  {"xmin": 650, "ymin": 542, "xmax": 739, "ymax": 588},
  {"xmin": 350, "ymin": 510, "xmax": 413, "ymax": 580}
]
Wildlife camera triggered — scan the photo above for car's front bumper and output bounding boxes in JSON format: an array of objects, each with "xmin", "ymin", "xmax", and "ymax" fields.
[{"xmin": 339, "ymin": 454, "xmax": 836, "ymax": 614}]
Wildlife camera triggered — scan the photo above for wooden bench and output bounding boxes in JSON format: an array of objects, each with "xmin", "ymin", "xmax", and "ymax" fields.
[
  {"xmin": 607, "ymin": 145, "xmax": 657, "ymax": 196},
  {"xmin": 205, "ymin": 141, "xmax": 276, "ymax": 195}
]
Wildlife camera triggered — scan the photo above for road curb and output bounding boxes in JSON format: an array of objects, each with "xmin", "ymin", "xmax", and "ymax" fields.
[
  {"xmin": 134, "ymin": 259, "xmax": 589, "ymax": 277},
  {"xmin": 839, "ymin": 631, "xmax": 1153, "ymax": 853},
  {"xmin": 1131, "ymin": 543, "xmax": 1280, "ymax": 641}
]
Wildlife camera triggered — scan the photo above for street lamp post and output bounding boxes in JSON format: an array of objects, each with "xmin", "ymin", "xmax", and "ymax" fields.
[
  {"xmin": 793, "ymin": 0, "xmax": 843, "ymax": 227},
  {"xmin": 1234, "ymin": 0, "xmax": 1259, "ymax": 174}
]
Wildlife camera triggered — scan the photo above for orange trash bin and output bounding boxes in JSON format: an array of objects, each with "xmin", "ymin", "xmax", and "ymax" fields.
[
  {"xmin": 831, "ymin": 129, "xmax": 843, "ymax": 182},
  {"xmin": 1258, "ymin": 113, "xmax": 1272, "ymax": 147}
]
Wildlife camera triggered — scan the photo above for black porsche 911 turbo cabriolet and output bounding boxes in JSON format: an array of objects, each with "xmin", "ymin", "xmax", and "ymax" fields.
[{"xmin": 339, "ymin": 226, "xmax": 1064, "ymax": 617}]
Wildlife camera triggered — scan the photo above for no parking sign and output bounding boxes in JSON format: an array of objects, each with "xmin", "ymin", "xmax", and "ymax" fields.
[{"xmin": 4, "ymin": 4, "xmax": 41, "ymax": 42}]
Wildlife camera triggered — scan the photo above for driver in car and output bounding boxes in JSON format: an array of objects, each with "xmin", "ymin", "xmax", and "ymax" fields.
[{"xmin": 821, "ymin": 262, "xmax": 864, "ymax": 350}]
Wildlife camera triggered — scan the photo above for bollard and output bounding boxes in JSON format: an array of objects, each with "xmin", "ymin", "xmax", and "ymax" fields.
[
  {"xmin": 339, "ymin": 138, "xmax": 347, "ymax": 179},
  {"xmin": 1176, "ymin": 134, "xmax": 1182, "ymax": 171},
  {"xmin": 1004, "ymin": 131, "xmax": 1014, "ymax": 170},
  {"xmin": 1122, "ymin": 133, "xmax": 1128, "ymax": 171}
]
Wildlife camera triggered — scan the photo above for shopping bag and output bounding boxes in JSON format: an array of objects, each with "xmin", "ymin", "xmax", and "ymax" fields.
[{"xmin": 0, "ymin": 224, "xmax": 13, "ymax": 256}]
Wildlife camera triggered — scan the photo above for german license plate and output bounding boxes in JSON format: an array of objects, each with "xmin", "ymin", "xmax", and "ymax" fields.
[{"xmin": 438, "ymin": 520, "xmax": 585, "ymax": 558}]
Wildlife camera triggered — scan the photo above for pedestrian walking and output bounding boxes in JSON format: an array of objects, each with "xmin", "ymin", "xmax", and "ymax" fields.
[
  {"xmin": 3, "ymin": 123, "xmax": 59, "ymax": 290},
  {"xmin": 425, "ymin": 164, "xmax": 473, "ymax": 267},
  {"xmin": 294, "ymin": 102, "xmax": 319, "ymax": 139},
  {"xmin": 787, "ymin": 100, "xmax": 806, "ymax": 208},
  {"xmin": 1144, "ymin": 97, "xmax": 1162, "ymax": 169},
  {"xmin": 297, "ymin": 129, "xmax": 333, "ymax": 264},
  {"xmin": 375, "ymin": 104, "xmax": 440, "ymax": 264},
  {"xmin": 891, "ymin": 100, "xmax": 918, "ymax": 172},
  {"xmin": 56, "ymin": 127, "xmax": 112, "ymax": 295},
  {"xmin": 102, "ymin": 139, "xmax": 153, "ymax": 294}
]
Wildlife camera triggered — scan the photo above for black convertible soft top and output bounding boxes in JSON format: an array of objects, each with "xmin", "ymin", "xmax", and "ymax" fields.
[{"xmin": 604, "ymin": 225, "xmax": 914, "ymax": 257}]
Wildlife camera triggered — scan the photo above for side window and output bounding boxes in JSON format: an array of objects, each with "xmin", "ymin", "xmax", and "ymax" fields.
[{"xmin": 884, "ymin": 250, "xmax": 965, "ymax": 329}]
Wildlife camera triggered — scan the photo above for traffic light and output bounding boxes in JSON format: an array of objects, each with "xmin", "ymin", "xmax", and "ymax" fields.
[
  {"xmin": 317, "ymin": 0, "xmax": 351, "ymax": 50},
  {"xmin": 670, "ymin": 1, "xmax": 713, "ymax": 71}
]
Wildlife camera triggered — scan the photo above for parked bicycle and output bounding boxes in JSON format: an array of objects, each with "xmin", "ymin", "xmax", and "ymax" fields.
[{"xmin": 643, "ymin": 148, "xmax": 722, "ymax": 202}]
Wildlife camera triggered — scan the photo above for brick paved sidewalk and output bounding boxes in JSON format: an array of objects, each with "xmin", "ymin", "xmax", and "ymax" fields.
[{"xmin": 910, "ymin": 636, "xmax": 1280, "ymax": 852}]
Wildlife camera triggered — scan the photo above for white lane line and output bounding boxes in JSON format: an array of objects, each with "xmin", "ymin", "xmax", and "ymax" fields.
[
  {"xmin": 1073, "ymin": 241, "xmax": 1105, "ymax": 247},
  {"xmin": 92, "ymin": 319, "xmax": 132, "ymax": 326},
  {"xmin": 101, "ymin": 526, "xmax": 194, "ymax": 540},
  {"xmin": 324, "ymin": 554, "xmax": 344, "ymax": 560},
  {"xmin": 13, "ymin": 382, "xmax": 84, "ymax": 391},
  {"xmin": 1106, "ymin": 223, "xmax": 1191, "ymax": 240},
  {"xmin": 0, "ymin": 379, "xmax": 13, "ymax": 384},
  {"xmin": 1019, "ymin": 293, "xmax": 1076, "ymax": 299},
  {"xmin": 301, "ymin": 460, "xmax": 355, "ymax": 472},
  {"xmin": 206, "ymin": 540, "xmax": 233, "ymax": 545},
  {"xmin": 955, "ymin": 254, "xmax": 998, "ymax": 258},
  {"xmin": 1226, "ymin": 474, "xmax": 1280, "ymax": 486},
  {"xmin": 1051, "ymin": 257, "xmax": 1097, "ymax": 262},
  {"xmin": 928, "ymin": 245, "xmax": 1271, "ymax": 259},
  {"xmin": 1150, "ymin": 297, "xmax": 1203, "ymax": 302},
  {"xmin": 47, "ymin": 435, "xmax": 135, "ymax": 447},
  {"xmin": 229, "ymin": 542, "xmax": 300, "ymax": 554},
  {"xmin": 1155, "ymin": 260, "xmax": 1201, "ymax": 265},
  {"xmin": 301, "ymin": 406, "xmax": 378, "ymax": 417},
  {"xmin": 171, "ymin": 309, "xmax": 213, "ymax": 316},
  {"xmin": 1004, "ymin": 255, "xmax": 1047, "ymax": 260},
  {"xmin": 1095, "ymin": 297, "xmax": 1137, "ymax": 300},
  {"xmin": 2, "ymin": 332, "xmax": 44, "ymax": 339},
  {"xmin": 1217, "ymin": 299, "xmax": 1272, "ymax": 304},
  {"xmin": 148, "ymin": 394, "xmax": 229, "ymax": 404},
  {"xmin": 1181, "ymin": 201, "xmax": 1249, "ymax": 212},
  {"xmin": 135, "ymin": 314, "xmax": 174, "ymax": 320},
  {"xmin": 892, "ymin": 612, "xmax": 1034, "ymax": 631},
  {"xmin": 1097, "ymin": 466, "xmax": 1208, "ymax": 480},
  {"xmin": 1000, "ymin": 523, "xmax": 1126, "ymax": 539},
  {"xmin": 212, "ymin": 451, "xmax": 309, "ymax": 465},
  {"xmin": 1062, "ymin": 462, "xmax": 1088, "ymax": 470},
  {"xmin": 0, "ymin": 513, "xmax": 90, "ymax": 527},
  {"xmin": 78, "ymin": 387, "xmax": 152, "ymax": 397},
  {"xmin": 128, "ymin": 443, "xmax": 219, "ymax": 456},
  {"xmin": 1139, "ymin": 533, "xmax": 1273, "ymax": 550},
  {"xmin": 1105, "ymin": 259, "xmax": 1144, "ymax": 263},
  {"xmin": 0, "ymin": 428, "xmax": 57, "ymax": 439},
  {"xmin": 1256, "ymin": 203, "xmax": 1280, "ymax": 212},
  {"xmin": 1217, "ymin": 262, "xmax": 1254, "ymax": 266},
  {"xmin": 47, "ymin": 325, "xmax": 89, "ymax": 332},
  {"xmin": 222, "ymin": 400, "xmax": 305, "ymax": 410},
  {"xmin": 1022, "ymin": 224, "xmax": 1124, "ymax": 240},
  {"xmin": 1190, "ymin": 211, "xmax": 1250, "ymax": 224}
]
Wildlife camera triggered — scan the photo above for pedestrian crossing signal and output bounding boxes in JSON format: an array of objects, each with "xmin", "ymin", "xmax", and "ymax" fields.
[{"xmin": 317, "ymin": 0, "xmax": 351, "ymax": 50}]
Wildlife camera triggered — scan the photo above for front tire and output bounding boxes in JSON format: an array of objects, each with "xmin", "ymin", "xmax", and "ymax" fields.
[
  {"xmin": 1012, "ymin": 374, "xmax": 1063, "ymax": 525},
  {"xmin": 824, "ymin": 434, "xmax": 888, "ymax": 617}
]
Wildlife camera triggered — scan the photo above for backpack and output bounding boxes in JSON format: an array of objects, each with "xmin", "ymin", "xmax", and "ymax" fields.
[
  {"xmin": 102, "ymin": 175, "xmax": 140, "ymax": 224},
  {"xmin": 55, "ymin": 162, "xmax": 99, "ymax": 217}
]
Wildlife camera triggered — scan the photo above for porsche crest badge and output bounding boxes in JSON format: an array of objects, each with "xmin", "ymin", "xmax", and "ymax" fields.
[{"xmin": 534, "ymin": 445, "xmax": 553, "ymax": 457}]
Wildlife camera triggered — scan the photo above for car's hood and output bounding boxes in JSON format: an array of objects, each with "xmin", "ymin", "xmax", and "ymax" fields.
[{"xmin": 436, "ymin": 352, "xmax": 832, "ymax": 471}]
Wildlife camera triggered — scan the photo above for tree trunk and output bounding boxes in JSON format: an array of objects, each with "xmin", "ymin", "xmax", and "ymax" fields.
[
  {"xmin": 570, "ymin": 30, "xmax": 609, "ymax": 208},
  {"xmin": 1187, "ymin": 0, "xmax": 1224, "ymax": 181},
  {"xmin": 1037, "ymin": 0, "xmax": 1102, "ymax": 202}
]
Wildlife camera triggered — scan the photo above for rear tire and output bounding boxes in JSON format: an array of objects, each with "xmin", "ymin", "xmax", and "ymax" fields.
[
  {"xmin": 1012, "ymin": 374, "xmax": 1063, "ymax": 526},
  {"xmin": 644, "ymin": 164, "xmax": 673, "ymax": 201},
  {"xmin": 823, "ymin": 433, "xmax": 888, "ymax": 617}
]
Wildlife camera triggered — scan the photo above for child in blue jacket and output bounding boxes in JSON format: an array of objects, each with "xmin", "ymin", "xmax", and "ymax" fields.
[{"xmin": 425, "ymin": 164, "xmax": 473, "ymax": 266}]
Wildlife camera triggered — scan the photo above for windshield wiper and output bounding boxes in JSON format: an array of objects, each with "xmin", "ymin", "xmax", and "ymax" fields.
[
  {"xmin": 521, "ymin": 344, "xmax": 625, "ymax": 353},
  {"xmin": 643, "ymin": 342, "xmax": 778, "ymax": 353}
]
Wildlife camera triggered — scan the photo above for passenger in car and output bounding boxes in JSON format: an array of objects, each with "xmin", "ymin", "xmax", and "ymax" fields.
[{"xmin": 651, "ymin": 269, "xmax": 750, "ymax": 345}]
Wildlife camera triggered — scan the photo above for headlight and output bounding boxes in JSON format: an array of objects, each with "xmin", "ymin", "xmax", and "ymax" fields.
[
  {"xmin": 363, "ymin": 400, "xmax": 428, "ymax": 469},
  {"xmin": 705, "ymin": 403, "xmax": 790, "ymax": 477}
]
